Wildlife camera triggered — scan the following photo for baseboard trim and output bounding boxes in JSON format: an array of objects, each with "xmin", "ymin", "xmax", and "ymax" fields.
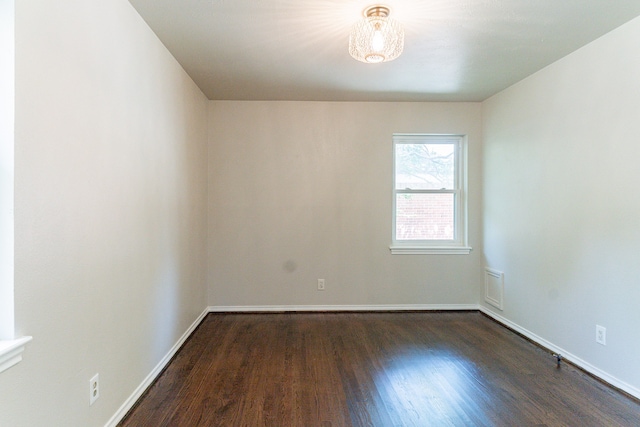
[
  {"xmin": 104, "ymin": 307, "xmax": 210, "ymax": 427},
  {"xmin": 208, "ymin": 304, "xmax": 478, "ymax": 312},
  {"xmin": 479, "ymin": 305, "xmax": 640, "ymax": 401}
]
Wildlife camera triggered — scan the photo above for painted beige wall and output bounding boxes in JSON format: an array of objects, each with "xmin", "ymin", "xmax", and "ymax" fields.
[
  {"xmin": 0, "ymin": 0, "xmax": 209, "ymax": 426},
  {"xmin": 482, "ymin": 16, "xmax": 640, "ymax": 392},
  {"xmin": 208, "ymin": 101, "xmax": 483, "ymax": 308}
]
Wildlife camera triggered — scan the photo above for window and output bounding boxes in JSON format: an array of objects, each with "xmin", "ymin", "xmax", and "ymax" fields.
[
  {"xmin": 391, "ymin": 134, "xmax": 471, "ymax": 254},
  {"xmin": 0, "ymin": 0, "xmax": 31, "ymax": 374}
]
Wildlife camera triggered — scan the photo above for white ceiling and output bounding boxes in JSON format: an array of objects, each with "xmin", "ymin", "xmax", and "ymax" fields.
[{"xmin": 128, "ymin": 0, "xmax": 640, "ymax": 102}]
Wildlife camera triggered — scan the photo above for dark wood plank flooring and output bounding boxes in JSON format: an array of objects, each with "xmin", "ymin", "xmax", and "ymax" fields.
[{"xmin": 119, "ymin": 312, "xmax": 640, "ymax": 426}]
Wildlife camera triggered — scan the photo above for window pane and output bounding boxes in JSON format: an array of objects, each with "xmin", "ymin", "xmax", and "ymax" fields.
[
  {"xmin": 395, "ymin": 143, "xmax": 455, "ymax": 190},
  {"xmin": 395, "ymin": 193, "xmax": 454, "ymax": 240}
]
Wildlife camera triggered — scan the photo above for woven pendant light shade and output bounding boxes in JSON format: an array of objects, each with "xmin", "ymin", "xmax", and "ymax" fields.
[{"xmin": 349, "ymin": 6, "xmax": 404, "ymax": 63}]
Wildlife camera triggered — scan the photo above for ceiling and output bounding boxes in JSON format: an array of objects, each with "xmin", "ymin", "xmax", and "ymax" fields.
[{"xmin": 128, "ymin": 0, "xmax": 640, "ymax": 102}]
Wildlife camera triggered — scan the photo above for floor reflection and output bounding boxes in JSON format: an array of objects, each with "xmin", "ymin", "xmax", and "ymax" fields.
[{"xmin": 372, "ymin": 348, "xmax": 493, "ymax": 426}]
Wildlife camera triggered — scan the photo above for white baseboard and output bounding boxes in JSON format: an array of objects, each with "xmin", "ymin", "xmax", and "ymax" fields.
[
  {"xmin": 208, "ymin": 304, "xmax": 478, "ymax": 312},
  {"xmin": 479, "ymin": 305, "xmax": 640, "ymax": 400},
  {"xmin": 104, "ymin": 307, "xmax": 210, "ymax": 427}
]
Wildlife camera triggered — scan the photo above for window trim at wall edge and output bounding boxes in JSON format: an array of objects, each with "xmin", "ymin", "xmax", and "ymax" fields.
[
  {"xmin": 389, "ymin": 245, "xmax": 472, "ymax": 255},
  {"xmin": 0, "ymin": 336, "xmax": 33, "ymax": 374},
  {"xmin": 0, "ymin": 0, "xmax": 31, "ymax": 376}
]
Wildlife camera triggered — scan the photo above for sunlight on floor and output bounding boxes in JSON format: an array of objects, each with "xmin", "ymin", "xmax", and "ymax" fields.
[{"xmin": 374, "ymin": 348, "xmax": 493, "ymax": 425}]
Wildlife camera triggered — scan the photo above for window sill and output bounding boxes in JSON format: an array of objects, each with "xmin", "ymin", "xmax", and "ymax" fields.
[
  {"xmin": 390, "ymin": 246, "xmax": 472, "ymax": 255},
  {"xmin": 0, "ymin": 336, "xmax": 32, "ymax": 374}
]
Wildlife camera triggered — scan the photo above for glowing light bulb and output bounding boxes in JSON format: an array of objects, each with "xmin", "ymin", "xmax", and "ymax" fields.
[{"xmin": 372, "ymin": 29, "xmax": 384, "ymax": 52}]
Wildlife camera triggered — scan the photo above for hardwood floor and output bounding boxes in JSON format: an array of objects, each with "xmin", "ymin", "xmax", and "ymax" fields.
[{"xmin": 119, "ymin": 312, "xmax": 640, "ymax": 426}]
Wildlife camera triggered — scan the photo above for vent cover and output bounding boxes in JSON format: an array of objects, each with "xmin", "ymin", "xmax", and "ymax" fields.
[{"xmin": 484, "ymin": 267, "xmax": 504, "ymax": 310}]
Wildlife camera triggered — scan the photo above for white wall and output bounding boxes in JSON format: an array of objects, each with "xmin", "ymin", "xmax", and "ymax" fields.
[
  {"xmin": 0, "ymin": 0, "xmax": 209, "ymax": 425},
  {"xmin": 0, "ymin": 0, "xmax": 15, "ymax": 339},
  {"xmin": 482, "ymin": 16, "xmax": 640, "ymax": 393},
  {"xmin": 208, "ymin": 101, "xmax": 483, "ymax": 308}
]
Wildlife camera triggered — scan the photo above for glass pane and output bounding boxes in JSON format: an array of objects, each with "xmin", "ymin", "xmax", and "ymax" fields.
[
  {"xmin": 396, "ymin": 193, "xmax": 454, "ymax": 240},
  {"xmin": 395, "ymin": 143, "xmax": 455, "ymax": 190}
]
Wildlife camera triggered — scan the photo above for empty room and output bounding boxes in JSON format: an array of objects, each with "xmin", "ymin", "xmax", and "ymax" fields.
[{"xmin": 2, "ymin": 0, "xmax": 640, "ymax": 426}]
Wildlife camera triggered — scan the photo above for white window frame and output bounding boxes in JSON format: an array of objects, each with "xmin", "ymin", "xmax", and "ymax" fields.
[
  {"xmin": 390, "ymin": 134, "xmax": 471, "ymax": 255},
  {"xmin": 0, "ymin": 0, "xmax": 31, "ymax": 374}
]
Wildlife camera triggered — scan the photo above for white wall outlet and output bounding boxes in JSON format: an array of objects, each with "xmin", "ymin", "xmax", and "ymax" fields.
[
  {"xmin": 89, "ymin": 373, "xmax": 100, "ymax": 405},
  {"xmin": 596, "ymin": 325, "xmax": 606, "ymax": 346},
  {"xmin": 317, "ymin": 279, "xmax": 325, "ymax": 291}
]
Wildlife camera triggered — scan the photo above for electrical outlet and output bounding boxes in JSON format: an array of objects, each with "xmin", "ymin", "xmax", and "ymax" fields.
[
  {"xmin": 596, "ymin": 325, "xmax": 606, "ymax": 346},
  {"xmin": 317, "ymin": 279, "xmax": 325, "ymax": 291},
  {"xmin": 89, "ymin": 373, "xmax": 100, "ymax": 405}
]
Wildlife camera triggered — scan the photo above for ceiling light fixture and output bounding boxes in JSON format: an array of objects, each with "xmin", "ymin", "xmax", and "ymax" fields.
[{"xmin": 349, "ymin": 5, "xmax": 404, "ymax": 64}]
